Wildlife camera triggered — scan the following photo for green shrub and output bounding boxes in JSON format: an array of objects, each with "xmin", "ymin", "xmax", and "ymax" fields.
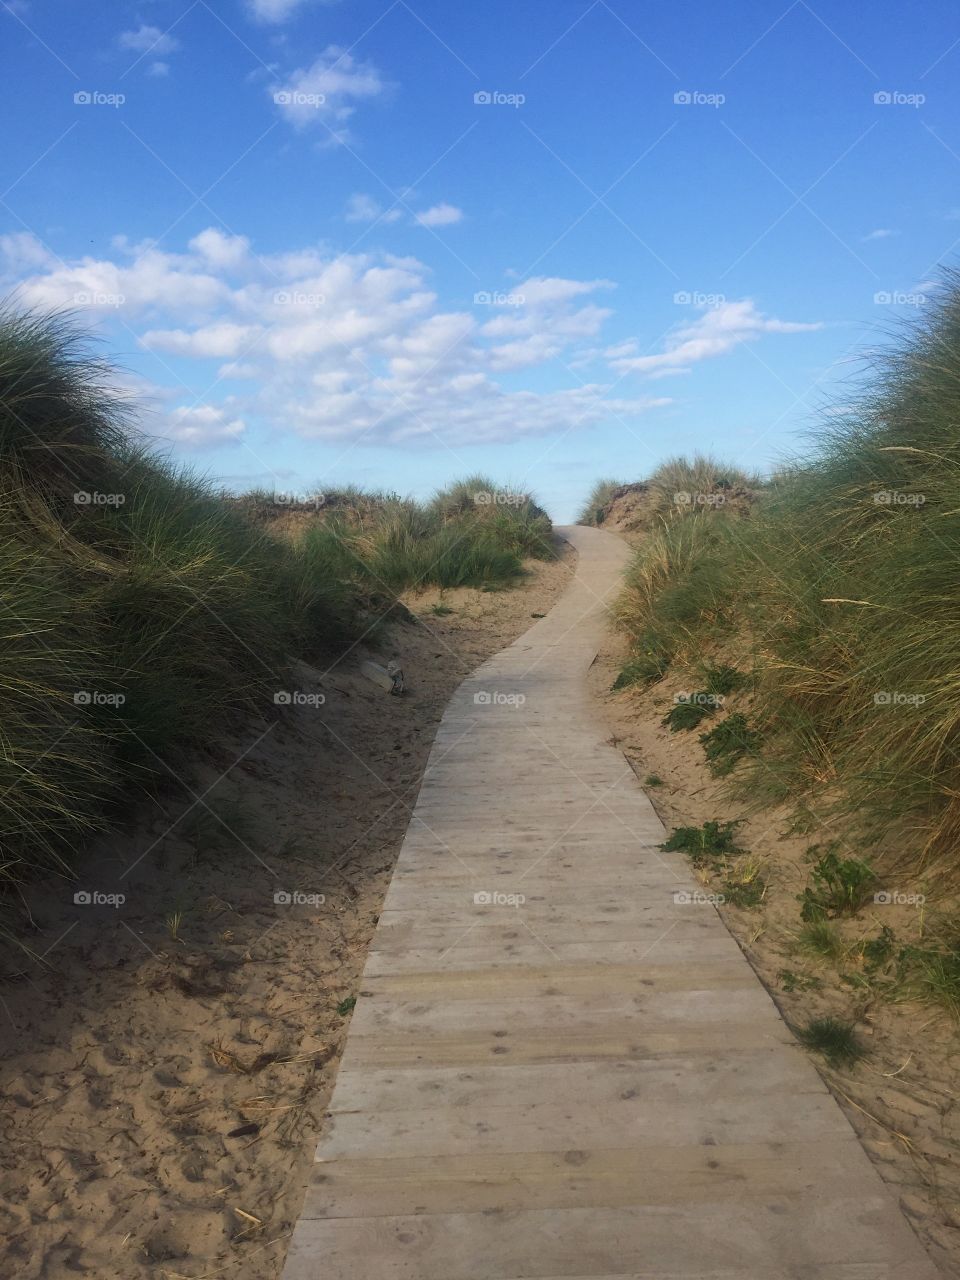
[
  {"xmin": 798, "ymin": 848, "xmax": 877, "ymax": 920},
  {"xmin": 699, "ymin": 713, "xmax": 762, "ymax": 775},
  {"xmin": 660, "ymin": 819, "xmax": 745, "ymax": 865}
]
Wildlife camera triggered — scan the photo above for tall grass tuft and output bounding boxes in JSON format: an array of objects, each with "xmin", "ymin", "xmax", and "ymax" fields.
[{"xmin": 607, "ymin": 270, "xmax": 960, "ymax": 878}]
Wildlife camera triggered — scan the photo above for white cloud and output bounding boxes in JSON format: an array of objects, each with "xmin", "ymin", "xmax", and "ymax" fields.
[
  {"xmin": 188, "ymin": 228, "xmax": 251, "ymax": 271},
  {"xmin": 608, "ymin": 299, "xmax": 821, "ymax": 377},
  {"xmin": 163, "ymin": 404, "xmax": 246, "ymax": 448},
  {"xmin": 118, "ymin": 24, "xmax": 180, "ymax": 56},
  {"xmin": 414, "ymin": 203, "xmax": 464, "ymax": 228},
  {"xmin": 247, "ymin": 0, "xmax": 337, "ymax": 21},
  {"xmin": 345, "ymin": 194, "xmax": 402, "ymax": 224},
  {"xmin": 3, "ymin": 231, "xmax": 670, "ymax": 451},
  {"xmin": 862, "ymin": 228, "xmax": 898, "ymax": 241},
  {"xmin": 271, "ymin": 47, "xmax": 384, "ymax": 136},
  {"xmin": 148, "ymin": 61, "xmax": 170, "ymax": 77}
]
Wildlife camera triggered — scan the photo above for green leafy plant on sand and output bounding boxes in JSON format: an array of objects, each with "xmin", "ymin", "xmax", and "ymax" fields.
[
  {"xmin": 660, "ymin": 820, "xmax": 746, "ymax": 866},
  {"xmin": 699, "ymin": 713, "xmax": 762, "ymax": 775},
  {"xmin": 799, "ymin": 848, "xmax": 877, "ymax": 921}
]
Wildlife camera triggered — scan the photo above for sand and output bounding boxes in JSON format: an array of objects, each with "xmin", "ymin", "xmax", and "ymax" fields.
[{"xmin": 0, "ymin": 544, "xmax": 574, "ymax": 1280}]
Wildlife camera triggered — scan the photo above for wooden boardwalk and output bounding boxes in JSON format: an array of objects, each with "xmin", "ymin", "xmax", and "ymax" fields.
[{"xmin": 282, "ymin": 525, "xmax": 939, "ymax": 1280}]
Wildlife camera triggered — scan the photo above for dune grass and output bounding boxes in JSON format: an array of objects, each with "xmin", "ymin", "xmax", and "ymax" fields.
[
  {"xmin": 0, "ymin": 307, "xmax": 555, "ymax": 897},
  {"xmin": 604, "ymin": 272, "xmax": 960, "ymax": 879}
]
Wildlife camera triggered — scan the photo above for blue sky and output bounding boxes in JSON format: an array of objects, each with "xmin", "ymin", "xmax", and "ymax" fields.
[{"xmin": 2, "ymin": 0, "xmax": 959, "ymax": 520}]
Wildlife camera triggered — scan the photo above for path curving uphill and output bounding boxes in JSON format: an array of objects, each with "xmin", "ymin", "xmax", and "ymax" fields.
[{"xmin": 283, "ymin": 524, "xmax": 939, "ymax": 1280}]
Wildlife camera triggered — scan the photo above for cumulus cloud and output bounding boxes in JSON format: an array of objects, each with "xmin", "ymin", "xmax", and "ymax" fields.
[
  {"xmin": 118, "ymin": 24, "xmax": 180, "ymax": 56},
  {"xmin": 862, "ymin": 228, "xmax": 898, "ymax": 241},
  {"xmin": 414, "ymin": 203, "xmax": 464, "ymax": 228},
  {"xmin": 2, "ymin": 230, "xmax": 671, "ymax": 452},
  {"xmin": 344, "ymin": 194, "xmax": 402, "ymax": 224},
  {"xmin": 271, "ymin": 47, "xmax": 384, "ymax": 136},
  {"xmin": 163, "ymin": 404, "xmax": 246, "ymax": 448},
  {"xmin": 607, "ymin": 299, "xmax": 821, "ymax": 377},
  {"xmin": 247, "ymin": 0, "xmax": 336, "ymax": 21}
]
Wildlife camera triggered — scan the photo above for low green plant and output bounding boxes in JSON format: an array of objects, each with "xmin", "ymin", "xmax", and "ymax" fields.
[
  {"xmin": 722, "ymin": 862, "xmax": 767, "ymax": 908},
  {"xmin": 699, "ymin": 713, "xmax": 761, "ymax": 775},
  {"xmin": 660, "ymin": 820, "xmax": 745, "ymax": 865},
  {"xmin": 337, "ymin": 996, "xmax": 357, "ymax": 1016},
  {"xmin": 644, "ymin": 773, "xmax": 664, "ymax": 787},
  {"xmin": 796, "ymin": 919, "xmax": 846, "ymax": 961},
  {"xmin": 778, "ymin": 968, "xmax": 822, "ymax": 993},
  {"xmin": 699, "ymin": 663, "xmax": 748, "ymax": 696},
  {"xmin": 662, "ymin": 698, "xmax": 715, "ymax": 732},
  {"xmin": 796, "ymin": 1016, "xmax": 866, "ymax": 1068},
  {"xmin": 799, "ymin": 848, "xmax": 877, "ymax": 920}
]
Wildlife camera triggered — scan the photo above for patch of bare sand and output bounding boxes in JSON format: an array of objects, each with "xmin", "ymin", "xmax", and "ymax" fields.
[
  {"xmin": 0, "ymin": 542, "xmax": 575, "ymax": 1280},
  {"xmin": 588, "ymin": 614, "xmax": 960, "ymax": 1278}
]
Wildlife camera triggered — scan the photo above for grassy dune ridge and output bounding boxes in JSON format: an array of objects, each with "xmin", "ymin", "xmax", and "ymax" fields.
[
  {"xmin": 598, "ymin": 274, "xmax": 960, "ymax": 877},
  {"xmin": 0, "ymin": 307, "xmax": 552, "ymax": 892}
]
